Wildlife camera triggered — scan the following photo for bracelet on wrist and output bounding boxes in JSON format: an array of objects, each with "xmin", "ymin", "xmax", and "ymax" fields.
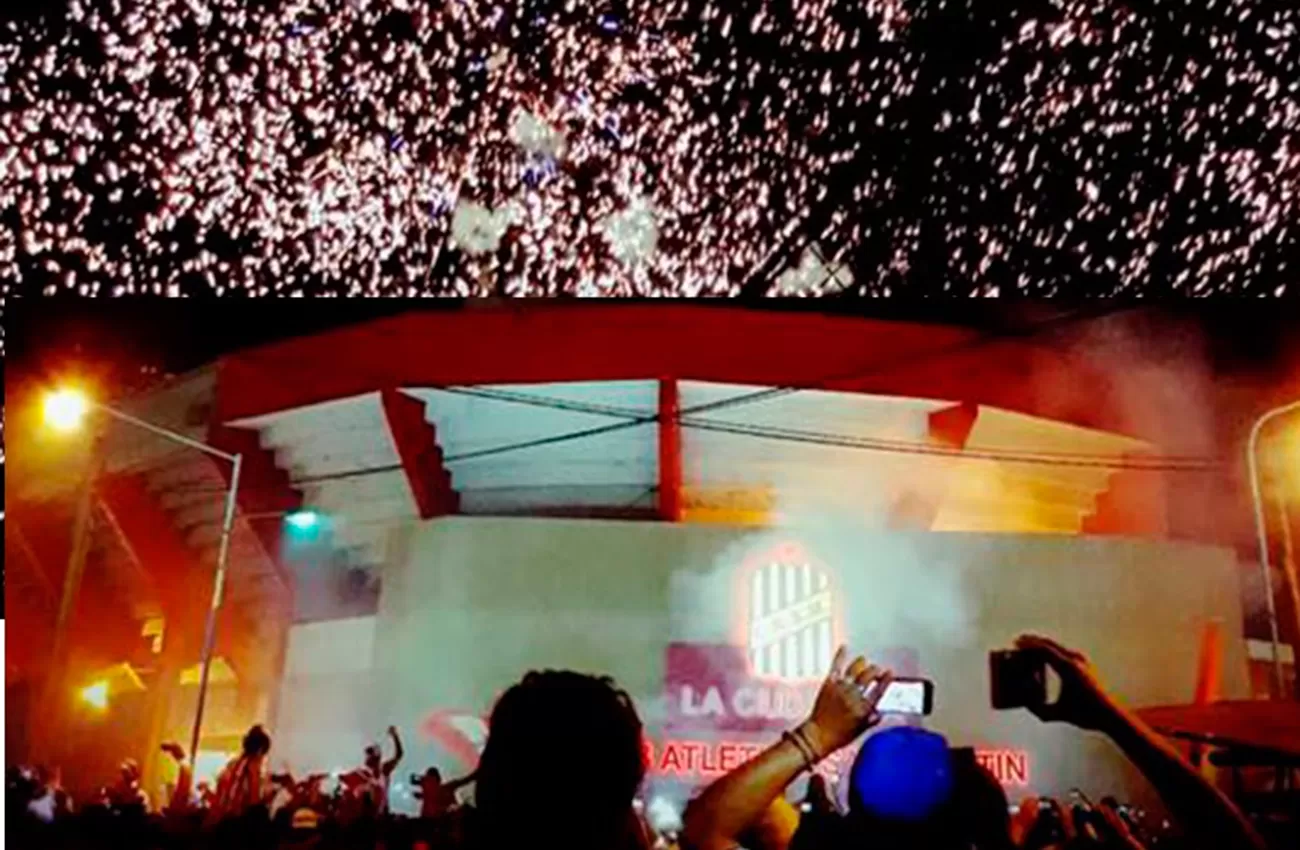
[
  {"xmin": 784, "ymin": 724, "xmax": 824, "ymax": 772},
  {"xmin": 797, "ymin": 723, "xmax": 827, "ymax": 760},
  {"xmin": 782, "ymin": 730, "xmax": 817, "ymax": 772}
]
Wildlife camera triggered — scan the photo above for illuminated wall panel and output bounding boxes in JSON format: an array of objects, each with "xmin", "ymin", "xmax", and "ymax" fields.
[{"xmin": 275, "ymin": 517, "xmax": 1248, "ymax": 813}]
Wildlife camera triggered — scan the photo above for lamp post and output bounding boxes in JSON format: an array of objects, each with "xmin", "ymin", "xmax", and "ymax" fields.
[
  {"xmin": 43, "ymin": 390, "xmax": 243, "ymax": 764},
  {"xmin": 1246, "ymin": 399, "xmax": 1300, "ymax": 698},
  {"xmin": 32, "ymin": 428, "xmax": 102, "ymax": 763}
]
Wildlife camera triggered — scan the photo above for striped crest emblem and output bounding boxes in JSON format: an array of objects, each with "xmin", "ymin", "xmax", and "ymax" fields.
[{"xmin": 744, "ymin": 543, "xmax": 835, "ymax": 681}]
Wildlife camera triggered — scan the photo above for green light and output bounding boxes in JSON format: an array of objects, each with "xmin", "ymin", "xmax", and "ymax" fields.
[{"xmin": 285, "ymin": 509, "xmax": 321, "ymax": 531}]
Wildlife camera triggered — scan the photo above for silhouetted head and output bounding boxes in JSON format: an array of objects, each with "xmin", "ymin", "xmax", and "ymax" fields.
[
  {"xmin": 947, "ymin": 748, "xmax": 1014, "ymax": 850},
  {"xmin": 364, "ymin": 744, "xmax": 382, "ymax": 771},
  {"xmin": 242, "ymin": 725, "xmax": 272, "ymax": 758},
  {"xmin": 817, "ymin": 730, "xmax": 1013, "ymax": 850},
  {"xmin": 850, "ymin": 726, "xmax": 954, "ymax": 822},
  {"xmin": 475, "ymin": 670, "xmax": 645, "ymax": 850},
  {"xmin": 119, "ymin": 759, "xmax": 140, "ymax": 784}
]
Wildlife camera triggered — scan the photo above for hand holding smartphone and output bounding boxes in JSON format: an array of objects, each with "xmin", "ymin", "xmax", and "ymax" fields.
[
  {"xmin": 989, "ymin": 649, "xmax": 1047, "ymax": 710},
  {"xmin": 863, "ymin": 677, "xmax": 934, "ymax": 715},
  {"xmin": 991, "ymin": 637, "xmax": 1119, "ymax": 732}
]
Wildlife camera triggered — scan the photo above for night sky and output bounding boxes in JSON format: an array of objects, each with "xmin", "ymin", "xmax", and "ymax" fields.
[{"xmin": 2, "ymin": 0, "xmax": 1299, "ymax": 298}]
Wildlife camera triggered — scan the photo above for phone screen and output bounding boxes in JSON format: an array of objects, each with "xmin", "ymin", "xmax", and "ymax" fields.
[{"xmin": 873, "ymin": 679, "xmax": 932, "ymax": 715}]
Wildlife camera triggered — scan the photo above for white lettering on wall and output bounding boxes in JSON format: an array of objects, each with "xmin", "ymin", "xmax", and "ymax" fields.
[{"xmin": 680, "ymin": 685, "xmax": 727, "ymax": 717}]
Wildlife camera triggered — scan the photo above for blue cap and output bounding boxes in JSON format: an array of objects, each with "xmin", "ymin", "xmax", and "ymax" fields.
[{"xmin": 849, "ymin": 727, "xmax": 954, "ymax": 821}]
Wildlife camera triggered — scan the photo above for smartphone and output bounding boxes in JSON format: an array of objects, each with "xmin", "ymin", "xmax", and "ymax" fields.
[
  {"xmin": 989, "ymin": 649, "xmax": 1046, "ymax": 710},
  {"xmin": 1033, "ymin": 798, "xmax": 1068, "ymax": 845},
  {"xmin": 1069, "ymin": 789, "xmax": 1105, "ymax": 841},
  {"xmin": 870, "ymin": 677, "xmax": 934, "ymax": 715}
]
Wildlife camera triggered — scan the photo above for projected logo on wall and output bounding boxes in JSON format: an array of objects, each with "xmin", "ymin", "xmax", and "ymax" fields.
[
  {"xmin": 416, "ymin": 538, "xmax": 1028, "ymax": 787},
  {"xmin": 740, "ymin": 541, "xmax": 837, "ymax": 682},
  {"xmin": 668, "ymin": 540, "xmax": 917, "ymax": 733},
  {"xmin": 659, "ymin": 539, "xmax": 1030, "ymax": 787}
]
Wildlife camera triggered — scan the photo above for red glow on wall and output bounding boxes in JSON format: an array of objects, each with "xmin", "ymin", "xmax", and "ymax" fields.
[
  {"xmin": 975, "ymin": 748, "xmax": 1030, "ymax": 786},
  {"xmin": 649, "ymin": 737, "xmax": 1031, "ymax": 787},
  {"xmin": 648, "ymin": 739, "xmax": 769, "ymax": 779},
  {"xmin": 419, "ymin": 711, "xmax": 489, "ymax": 770}
]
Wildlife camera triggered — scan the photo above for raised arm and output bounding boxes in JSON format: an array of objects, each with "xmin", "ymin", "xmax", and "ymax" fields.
[
  {"xmin": 1015, "ymin": 635, "xmax": 1265, "ymax": 850},
  {"xmin": 160, "ymin": 743, "xmax": 193, "ymax": 814},
  {"xmin": 382, "ymin": 725, "xmax": 405, "ymax": 776},
  {"xmin": 682, "ymin": 647, "xmax": 894, "ymax": 850}
]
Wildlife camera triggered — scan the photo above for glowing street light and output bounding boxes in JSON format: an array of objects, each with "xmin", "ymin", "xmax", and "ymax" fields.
[
  {"xmin": 43, "ymin": 388, "xmax": 90, "ymax": 432},
  {"xmin": 41, "ymin": 386, "xmax": 244, "ymax": 763},
  {"xmin": 79, "ymin": 680, "xmax": 109, "ymax": 711}
]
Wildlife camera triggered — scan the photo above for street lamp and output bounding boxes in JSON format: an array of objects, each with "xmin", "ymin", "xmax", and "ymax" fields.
[
  {"xmin": 44, "ymin": 389, "xmax": 90, "ymax": 432},
  {"xmin": 1247, "ymin": 398, "xmax": 1300, "ymax": 698},
  {"xmin": 79, "ymin": 680, "xmax": 110, "ymax": 711},
  {"xmin": 42, "ymin": 388, "xmax": 244, "ymax": 763}
]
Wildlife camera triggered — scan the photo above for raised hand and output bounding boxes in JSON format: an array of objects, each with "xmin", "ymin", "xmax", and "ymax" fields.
[
  {"xmin": 800, "ymin": 645, "xmax": 894, "ymax": 758},
  {"xmin": 1099, "ymin": 800, "xmax": 1148, "ymax": 850},
  {"xmin": 1010, "ymin": 796, "xmax": 1041, "ymax": 847},
  {"xmin": 1014, "ymin": 634, "xmax": 1119, "ymax": 732}
]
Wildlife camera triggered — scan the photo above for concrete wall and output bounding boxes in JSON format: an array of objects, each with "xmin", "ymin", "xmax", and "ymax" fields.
[
  {"xmin": 276, "ymin": 517, "xmax": 1248, "ymax": 811},
  {"xmin": 276, "ymin": 616, "xmax": 381, "ymax": 775}
]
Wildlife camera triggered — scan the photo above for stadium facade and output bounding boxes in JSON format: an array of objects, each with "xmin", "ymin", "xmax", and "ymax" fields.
[{"xmin": 6, "ymin": 305, "xmax": 1294, "ymax": 808}]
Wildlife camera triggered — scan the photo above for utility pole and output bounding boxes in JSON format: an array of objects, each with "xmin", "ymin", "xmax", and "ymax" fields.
[
  {"xmin": 37, "ymin": 389, "xmax": 245, "ymax": 787},
  {"xmin": 1277, "ymin": 488, "xmax": 1299, "ymax": 699},
  {"xmin": 1247, "ymin": 400, "xmax": 1300, "ymax": 698},
  {"xmin": 32, "ymin": 433, "xmax": 104, "ymax": 763}
]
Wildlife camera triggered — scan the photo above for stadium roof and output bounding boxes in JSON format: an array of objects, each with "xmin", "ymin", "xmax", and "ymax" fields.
[{"xmin": 212, "ymin": 303, "xmax": 1116, "ymax": 432}]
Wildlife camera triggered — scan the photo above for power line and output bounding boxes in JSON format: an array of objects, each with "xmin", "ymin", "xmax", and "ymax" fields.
[
  {"xmin": 436, "ymin": 384, "xmax": 1218, "ymax": 469},
  {"xmin": 669, "ymin": 304, "xmax": 1132, "ymax": 418},
  {"xmin": 442, "ymin": 304, "xmax": 1141, "ymax": 435},
  {"xmin": 444, "ymin": 417, "xmax": 655, "ymax": 464},
  {"xmin": 151, "ymin": 305, "xmax": 1199, "ymax": 499},
  {"xmin": 678, "ymin": 418, "xmax": 1217, "ymax": 471},
  {"xmin": 150, "ymin": 390, "xmax": 1217, "ymax": 503},
  {"xmin": 405, "ymin": 305, "xmax": 1191, "ymax": 468},
  {"xmin": 241, "ymin": 304, "xmax": 1131, "ymax": 436}
]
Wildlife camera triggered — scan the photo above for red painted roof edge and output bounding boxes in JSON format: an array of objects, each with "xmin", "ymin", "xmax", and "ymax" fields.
[{"xmin": 211, "ymin": 304, "xmax": 1115, "ymax": 433}]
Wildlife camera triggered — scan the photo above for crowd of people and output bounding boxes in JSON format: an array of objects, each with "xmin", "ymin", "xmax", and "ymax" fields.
[
  {"xmin": 6, "ymin": 634, "xmax": 1292, "ymax": 850},
  {"xmin": 7, "ymin": 721, "xmax": 475, "ymax": 849}
]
